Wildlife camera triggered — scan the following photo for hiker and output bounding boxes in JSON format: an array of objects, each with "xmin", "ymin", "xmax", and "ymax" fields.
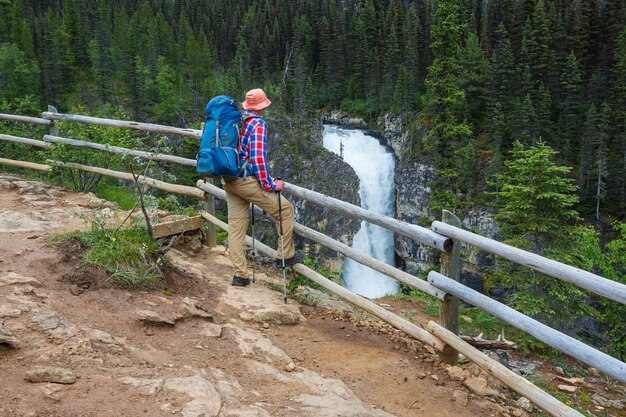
[{"xmin": 224, "ymin": 88, "xmax": 304, "ymax": 286}]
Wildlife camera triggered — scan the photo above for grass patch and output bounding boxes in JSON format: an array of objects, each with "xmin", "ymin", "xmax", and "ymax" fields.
[
  {"xmin": 53, "ymin": 223, "xmax": 163, "ymax": 290},
  {"xmin": 96, "ymin": 185, "xmax": 138, "ymax": 210}
]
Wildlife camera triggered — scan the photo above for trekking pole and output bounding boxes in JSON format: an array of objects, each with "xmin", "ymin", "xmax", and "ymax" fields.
[
  {"xmin": 277, "ymin": 191, "xmax": 288, "ymax": 303},
  {"xmin": 251, "ymin": 203, "xmax": 256, "ymax": 283}
]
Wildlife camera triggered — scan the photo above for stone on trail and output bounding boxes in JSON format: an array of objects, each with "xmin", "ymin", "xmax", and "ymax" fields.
[
  {"xmin": 463, "ymin": 377, "xmax": 505, "ymax": 399},
  {"xmin": 0, "ymin": 304, "xmax": 23, "ymax": 318},
  {"xmin": 181, "ymin": 297, "xmax": 213, "ymax": 320},
  {"xmin": 557, "ymin": 384, "xmax": 577, "ymax": 393},
  {"xmin": 446, "ymin": 365, "xmax": 466, "ymax": 381},
  {"xmin": 26, "ymin": 367, "xmax": 77, "ymax": 384},
  {"xmin": 239, "ymin": 304, "xmax": 303, "ymax": 325},
  {"xmin": 164, "ymin": 375, "xmax": 222, "ymax": 417},
  {"xmin": 41, "ymin": 383, "xmax": 63, "ymax": 401},
  {"xmin": 118, "ymin": 377, "xmax": 164, "ymax": 396},
  {"xmin": 136, "ymin": 310, "xmax": 175, "ymax": 326},
  {"xmin": 517, "ymin": 396, "xmax": 533, "ymax": 413},
  {"xmin": 201, "ymin": 322, "xmax": 223, "ymax": 338},
  {"xmin": 0, "ymin": 272, "xmax": 42, "ymax": 288},
  {"xmin": 0, "ymin": 324, "xmax": 19, "ymax": 348},
  {"xmin": 591, "ymin": 393, "xmax": 624, "ymax": 410}
]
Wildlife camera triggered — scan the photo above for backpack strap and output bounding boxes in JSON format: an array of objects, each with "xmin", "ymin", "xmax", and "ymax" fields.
[{"xmin": 237, "ymin": 115, "xmax": 261, "ymax": 178}]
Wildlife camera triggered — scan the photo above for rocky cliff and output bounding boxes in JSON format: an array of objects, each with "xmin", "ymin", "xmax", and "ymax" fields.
[{"xmin": 378, "ymin": 115, "xmax": 499, "ymax": 290}]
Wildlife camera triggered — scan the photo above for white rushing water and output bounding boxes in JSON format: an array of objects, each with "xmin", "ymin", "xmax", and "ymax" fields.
[{"xmin": 323, "ymin": 125, "xmax": 399, "ymax": 298}]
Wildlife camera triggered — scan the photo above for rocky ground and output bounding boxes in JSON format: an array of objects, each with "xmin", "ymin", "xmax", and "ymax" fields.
[{"xmin": 0, "ymin": 174, "xmax": 624, "ymax": 417}]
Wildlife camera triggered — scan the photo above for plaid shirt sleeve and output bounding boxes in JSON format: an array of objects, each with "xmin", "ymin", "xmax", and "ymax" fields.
[{"xmin": 243, "ymin": 115, "xmax": 275, "ymax": 191}]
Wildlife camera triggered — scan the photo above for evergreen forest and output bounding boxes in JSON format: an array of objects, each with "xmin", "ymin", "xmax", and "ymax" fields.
[{"xmin": 1, "ymin": 0, "xmax": 625, "ymax": 220}]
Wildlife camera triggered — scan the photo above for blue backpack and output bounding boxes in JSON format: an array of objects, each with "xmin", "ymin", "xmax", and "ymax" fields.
[{"xmin": 197, "ymin": 95, "xmax": 254, "ymax": 179}]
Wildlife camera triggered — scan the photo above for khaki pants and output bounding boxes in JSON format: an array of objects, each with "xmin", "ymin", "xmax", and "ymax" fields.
[{"xmin": 223, "ymin": 176, "xmax": 295, "ymax": 278}]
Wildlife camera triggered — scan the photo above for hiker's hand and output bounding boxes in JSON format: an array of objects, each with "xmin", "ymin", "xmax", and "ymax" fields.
[{"xmin": 274, "ymin": 180, "xmax": 285, "ymax": 191}]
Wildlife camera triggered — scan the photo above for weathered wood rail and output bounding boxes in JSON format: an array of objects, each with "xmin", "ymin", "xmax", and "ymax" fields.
[{"xmin": 2, "ymin": 109, "xmax": 626, "ymax": 417}]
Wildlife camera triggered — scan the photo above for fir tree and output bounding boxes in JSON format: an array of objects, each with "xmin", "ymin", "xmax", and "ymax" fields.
[{"xmin": 425, "ymin": 0, "xmax": 471, "ymax": 149}]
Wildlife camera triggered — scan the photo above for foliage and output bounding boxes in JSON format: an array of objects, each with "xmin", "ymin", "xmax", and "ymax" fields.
[
  {"xmin": 44, "ymin": 105, "xmax": 141, "ymax": 192},
  {"xmin": 494, "ymin": 140, "xmax": 579, "ymax": 243},
  {"xmin": 287, "ymin": 255, "xmax": 342, "ymax": 293},
  {"xmin": 0, "ymin": 43, "xmax": 39, "ymax": 100},
  {"xmin": 424, "ymin": 0, "xmax": 472, "ymax": 146},
  {"xmin": 575, "ymin": 223, "xmax": 626, "ymax": 359},
  {"xmin": 0, "ymin": 96, "xmax": 47, "ymax": 168},
  {"xmin": 490, "ymin": 141, "xmax": 594, "ymax": 327}
]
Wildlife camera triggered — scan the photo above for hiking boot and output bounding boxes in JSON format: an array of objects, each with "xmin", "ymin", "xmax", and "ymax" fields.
[
  {"xmin": 275, "ymin": 252, "xmax": 305, "ymax": 268},
  {"xmin": 231, "ymin": 276, "xmax": 251, "ymax": 286}
]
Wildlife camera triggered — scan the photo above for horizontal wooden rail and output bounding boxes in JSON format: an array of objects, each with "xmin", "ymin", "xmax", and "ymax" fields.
[
  {"xmin": 432, "ymin": 221, "xmax": 626, "ymax": 305},
  {"xmin": 199, "ymin": 211, "xmax": 448, "ymax": 353},
  {"xmin": 195, "ymin": 180, "xmax": 448, "ymax": 300},
  {"xmin": 0, "ymin": 113, "xmax": 51, "ymax": 126},
  {"xmin": 48, "ymin": 161, "xmax": 204, "ymax": 199},
  {"xmin": 428, "ymin": 322, "xmax": 583, "ymax": 417},
  {"xmin": 0, "ymin": 158, "xmax": 51, "ymax": 171},
  {"xmin": 428, "ymin": 271, "xmax": 626, "ymax": 384},
  {"xmin": 43, "ymin": 135, "xmax": 197, "ymax": 166},
  {"xmin": 42, "ymin": 112, "xmax": 202, "ymax": 138},
  {"xmin": 284, "ymin": 183, "xmax": 452, "ymax": 252},
  {"xmin": 0, "ymin": 134, "xmax": 51, "ymax": 148}
]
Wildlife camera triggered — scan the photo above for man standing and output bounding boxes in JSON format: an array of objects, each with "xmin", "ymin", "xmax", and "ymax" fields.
[{"xmin": 224, "ymin": 88, "xmax": 304, "ymax": 286}]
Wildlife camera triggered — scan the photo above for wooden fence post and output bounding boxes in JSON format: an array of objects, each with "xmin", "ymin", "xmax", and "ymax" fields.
[
  {"xmin": 439, "ymin": 210, "xmax": 462, "ymax": 365},
  {"xmin": 47, "ymin": 105, "xmax": 59, "ymax": 136}
]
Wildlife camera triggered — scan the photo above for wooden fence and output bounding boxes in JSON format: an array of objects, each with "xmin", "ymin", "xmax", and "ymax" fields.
[{"xmin": 2, "ymin": 109, "xmax": 626, "ymax": 417}]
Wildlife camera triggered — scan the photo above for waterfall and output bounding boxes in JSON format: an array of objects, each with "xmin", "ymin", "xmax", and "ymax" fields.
[{"xmin": 323, "ymin": 125, "xmax": 399, "ymax": 298}]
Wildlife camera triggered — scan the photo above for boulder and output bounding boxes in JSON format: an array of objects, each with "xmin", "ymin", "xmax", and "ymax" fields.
[
  {"xmin": 0, "ymin": 324, "xmax": 19, "ymax": 348},
  {"xmin": 136, "ymin": 310, "xmax": 175, "ymax": 326},
  {"xmin": 0, "ymin": 272, "xmax": 42, "ymax": 288},
  {"xmin": 181, "ymin": 297, "xmax": 213, "ymax": 320},
  {"xmin": 445, "ymin": 366, "xmax": 466, "ymax": 381},
  {"xmin": 26, "ymin": 367, "xmax": 76, "ymax": 384},
  {"xmin": 463, "ymin": 377, "xmax": 504, "ymax": 399}
]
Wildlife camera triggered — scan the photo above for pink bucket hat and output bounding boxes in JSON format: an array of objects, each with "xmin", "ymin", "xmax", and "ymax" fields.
[{"xmin": 242, "ymin": 88, "xmax": 272, "ymax": 111}]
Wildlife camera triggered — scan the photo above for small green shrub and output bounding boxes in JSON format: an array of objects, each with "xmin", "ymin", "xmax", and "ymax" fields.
[{"xmin": 53, "ymin": 217, "xmax": 163, "ymax": 289}]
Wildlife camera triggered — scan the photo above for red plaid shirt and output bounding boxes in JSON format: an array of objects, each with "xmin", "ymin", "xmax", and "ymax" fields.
[{"xmin": 240, "ymin": 110, "xmax": 276, "ymax": 191}]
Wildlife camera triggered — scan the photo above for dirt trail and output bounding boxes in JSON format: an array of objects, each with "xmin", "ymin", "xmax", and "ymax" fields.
[{"xmin": 0, "ymin": 174, "xmax": 533, "ymax": 417}]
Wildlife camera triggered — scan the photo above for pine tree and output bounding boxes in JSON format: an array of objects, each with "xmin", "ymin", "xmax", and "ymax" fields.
[
  {"xmin": 491, "ymin": 141, "xmax": 583, "ymax": 319},
  {"xmin": 558, "ymin": 52, "xmax": 583, "ymax": 158},
  {"xmin": 593, "ymin": 102, "xmax": 611, "ymax": 220},
  {"xmin": 64, "ymin": 0, "xmax": 87, "ymax": 69},
  {"xmin": 0, "ymin": 43, "xmax": 40, "ymax": 100},
  {"xmin": 578, "ymin": 103, "xmax": 599, "ymax": 202},
  {"xmin": 458, "ymin": 32, "xmax": 488, "ymax": 123},
  {"xmin": 516, "ymin": 94, "xmax": 538, "ymax": 146},
  {"xmin": 536, "ymin": 83, "xmax": 553, "ymax": 142},
  {"xmin": 425, "ymin": 0, "xmax": 471, "ymax": 149},
  {"xmin": 488, "ymin": 23, "xmax": 516, "ymax": 114},
  {"xmin": 611, "ymin": 26, "xmax": 626, "ymax": 215}
]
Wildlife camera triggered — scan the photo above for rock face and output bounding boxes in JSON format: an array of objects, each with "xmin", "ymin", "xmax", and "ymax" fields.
[
  {"xmin": 322, "ymin": 111, "xmax": 367, "ymax": 128},
  {"xmin": 378, "ymin": 114, "xmax": 499, "ymax": 279}
]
